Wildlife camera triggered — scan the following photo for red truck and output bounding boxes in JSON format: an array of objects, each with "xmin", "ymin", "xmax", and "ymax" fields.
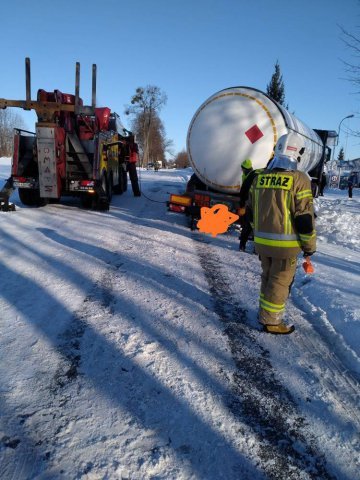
[{"xmin": 0, "ymin": 58, "xmax": 133, "ymax": 210}]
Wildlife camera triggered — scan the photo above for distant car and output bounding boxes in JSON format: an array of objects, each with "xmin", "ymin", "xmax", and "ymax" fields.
[{"xmin": 146, "ymin": 163, "xmax": 154, "ymax": 170}]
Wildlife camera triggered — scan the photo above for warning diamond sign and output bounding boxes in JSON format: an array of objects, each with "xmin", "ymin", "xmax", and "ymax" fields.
[{"xmin": 245, "ymin": 125, "xmax": 264, "ymax": 144}]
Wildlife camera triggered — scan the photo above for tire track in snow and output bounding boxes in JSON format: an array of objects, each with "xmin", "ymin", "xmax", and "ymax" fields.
[
  {"xmin": 194, "ymin": 235, "xmax": 335, "ymax": 480},
  {"xmin": 52, "ymin": 260, "xmax": 119, "ymax": 396},
  {"xmin": 287, "ymin": 299, "xmax": 360, "ymax": 432},
  {"xmin": 10, "ymin": 262, "xmax": 123, "ymax": 479}
]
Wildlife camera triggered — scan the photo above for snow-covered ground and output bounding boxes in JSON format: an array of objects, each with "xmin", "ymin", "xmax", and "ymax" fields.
[{"xmin": 0, "ymin": 157, "xmax": 359, "ymax": 480}]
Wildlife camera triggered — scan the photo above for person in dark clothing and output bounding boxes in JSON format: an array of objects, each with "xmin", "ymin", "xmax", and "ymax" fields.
[
  {"xmin": 238, "ymin": 159, "xmax": 258, "ymax": 251},
  {"xmin": 127, "ymin": 137, "xmax": 141, "ymax": 197},
  {"xmin": 319, "ymin": 173, "xmax": 327, "ymax": 196},
  {"xmin": 348, "ymin": 180, "xmax": 353, "ymax": 198}
]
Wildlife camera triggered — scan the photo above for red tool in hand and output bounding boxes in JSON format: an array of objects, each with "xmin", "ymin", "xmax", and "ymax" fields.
[{"xmin": 303, "ymin": 256, "xmax": 314, "ymax": 274}]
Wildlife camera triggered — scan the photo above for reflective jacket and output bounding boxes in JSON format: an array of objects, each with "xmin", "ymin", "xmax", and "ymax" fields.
[
  {"xmin": 247, "ymin": 168, "xmax": 316, "ymax": 258},
  {"xmin": 129, "ymin": 142, "xmax": 139, "ymax": 163},
  {"xmin": 239, "ymin": 169, "xmax": 262, "ymax": 208}
]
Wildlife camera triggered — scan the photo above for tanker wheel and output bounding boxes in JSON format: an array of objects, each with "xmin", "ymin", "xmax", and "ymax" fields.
[{"xmin": 190, "ymin": 216, "xmax": 197, "ymax": 231}]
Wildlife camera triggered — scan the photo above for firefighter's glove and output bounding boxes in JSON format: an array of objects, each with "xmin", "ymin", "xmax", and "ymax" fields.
[
  {"xmin": 302, "ymin": 256, "xmax": 314, "ymax": 274},
  {"xmin": 237, "ymin": 207, "xmax": 246, "ymax": 217}
]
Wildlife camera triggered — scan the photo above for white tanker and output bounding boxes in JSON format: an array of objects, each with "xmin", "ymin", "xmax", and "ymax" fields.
[{"xmin": 187, "ymin": 86, "xmax": 329, "ymax": 194}]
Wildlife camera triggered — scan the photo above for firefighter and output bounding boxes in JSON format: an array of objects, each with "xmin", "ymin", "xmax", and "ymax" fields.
[
  {"xmin": 247, "ymin": 133, "xmax": 316, "ymax": 334},
  {"xmin": 238, "ymin": 159, "xmax": 258, "ymax": 251},
  {"xmin": 127, "ymin": 136, "xmax": 141, "ymax": 197}
]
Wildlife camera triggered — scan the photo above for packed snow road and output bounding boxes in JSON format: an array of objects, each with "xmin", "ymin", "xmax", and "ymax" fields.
[{"xmin": 0, "ymin": 162, "xmax": 359, "ymax": 479}]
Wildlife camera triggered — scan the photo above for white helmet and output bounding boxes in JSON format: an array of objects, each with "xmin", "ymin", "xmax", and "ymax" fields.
[
  {"xmin": 268, "ymin": 154, "xmax": 297, "ymax": 171},
  {"xmin": 275, "ymin": 132, "xmax": 306, "ymax": 162}
]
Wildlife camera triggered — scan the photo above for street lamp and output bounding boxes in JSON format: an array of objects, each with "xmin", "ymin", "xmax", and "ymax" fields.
[
  {"xmin": 333, "ymin": 114, "xmax": 354, "ymax": 188},
  {"xmin": 337, "ymin": 114, "xmax": 354, "ymax": 146},
  {"xmin": 330, "ymin": 115, "xmax": 353, "ymax": 169}
]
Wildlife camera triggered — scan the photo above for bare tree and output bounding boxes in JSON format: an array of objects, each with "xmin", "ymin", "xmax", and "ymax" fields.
[
  {"xmin": 174, "ymin": 150, "xmax": 189, "ymax": 168},
  {"xmin": 0, "ymin": 109, "xmax": 25, "ymax": 156},
  {"xmin": 149, "ymin": 115, "xmax": 166, "ymax": 167},
  {"xmin": 340, "ymin": 25, "xmax": 360, "ymax": 93},
  {"xmin": 125, "ymin": 86, "xmax": 167, "ymax": 167},
  {"xmin": 132, "ymin": 112, "xmax": 167, "ymax": 167},
  {"xmin": 340, "ymin": 25, "xmax": 360, "ymax": 138}
]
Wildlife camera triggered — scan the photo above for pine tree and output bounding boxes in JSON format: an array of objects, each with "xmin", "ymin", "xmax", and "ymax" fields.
[
  {"xmin": 337, "ymin": 147, "xmax": 345, "ymax": 164},
  {"xmin": 266, "ymin": 61, "xmax": 286, "ymax": 106}
]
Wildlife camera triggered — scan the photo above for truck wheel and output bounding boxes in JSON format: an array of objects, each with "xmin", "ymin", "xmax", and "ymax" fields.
[
  {"xmin": 19, "ymin": 188, "xmax": 47, "ymax": 206},
  {"xmin": 80, "ymin": 194, "xmax": 93, "ymax": 209},
  {"xmin": 19, "ymin": 188, "xmax": 35, "ymax": 206}
]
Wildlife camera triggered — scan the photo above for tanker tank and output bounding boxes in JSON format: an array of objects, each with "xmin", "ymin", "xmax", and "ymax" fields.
[{"xmin": 186, "ymin": 86, "xmax": 324, "ymax": 194}]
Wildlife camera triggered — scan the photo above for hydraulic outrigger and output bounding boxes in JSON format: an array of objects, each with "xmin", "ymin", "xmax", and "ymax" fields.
[{"xmin": 0, "ymin": 58, "xmax": 97, "ymax": 123}]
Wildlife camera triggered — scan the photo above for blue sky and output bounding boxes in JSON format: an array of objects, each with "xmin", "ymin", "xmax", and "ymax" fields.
[{"xmin": 0, "ymin": 0, "xmax": 359, "ymax": 160}]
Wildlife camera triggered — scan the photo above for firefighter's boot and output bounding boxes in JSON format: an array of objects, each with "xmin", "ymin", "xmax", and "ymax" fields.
[{"xmin": 262, "ymin": 323, "xmax": 295, "ymax": 334}]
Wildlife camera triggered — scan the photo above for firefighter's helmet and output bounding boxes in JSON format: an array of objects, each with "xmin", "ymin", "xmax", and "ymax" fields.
[
  {"xmin": 241, "ymin": 158, "xmax": 252, "ymax": 170},
  {"xmin": 275, "ymin": 133, "xmax": 305, "ymax": 162}
]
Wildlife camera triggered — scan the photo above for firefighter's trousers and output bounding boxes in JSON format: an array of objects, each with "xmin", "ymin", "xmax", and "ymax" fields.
[{"xmin": 259, "ymin": 256, "xmax": 297, "ymax": 325}]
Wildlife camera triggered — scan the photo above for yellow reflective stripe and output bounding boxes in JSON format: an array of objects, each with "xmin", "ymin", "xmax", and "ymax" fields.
[
  {"xmin": 297, "ymin": 194, "xmax": 313, "ymax": 200},
  {"xmin": 254, "ymin": 189, "xmax": 259, "ymax": 230},
  {"xmin": 299, "ymin": 232, "xmax": 316, "ymax": 241},
  {"xmin": 259, "ymin": 294, "xmax": 285, "ymax": 312},
  {"xmin": 255, "ymin": 236, "xmax": 301, "ymax": 247},
  {"xmin": 260, "ymin": 298, "xmax": 285, "ymax": 309},
  {"xmin": 296, "ymin": 190, "xmax": 313, "ymax": 199},
  {"xmin": 260, "ymin": 304, "xmax": 285, "ymax": 313},
  {"xmin": 261, "ymin": 304, "xmax": 285, "ymax": 313},
  {"xmin": 283, "ymin": 190, "xmax": 288, "ymax": 235},
  {"xmin": 260, "ymin": 302, "xmax": 285, "ymax": 313},
  {"xmin": 283, "ymin": 190, "xmax": 292, "ymax": 235},
  {"xmin": 261, "ymin": 298, "xmax": 285, "ymax": 310},
  {"xmin": 287, "ymin": 191, "xmax": 292, "ymax": 234}
]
